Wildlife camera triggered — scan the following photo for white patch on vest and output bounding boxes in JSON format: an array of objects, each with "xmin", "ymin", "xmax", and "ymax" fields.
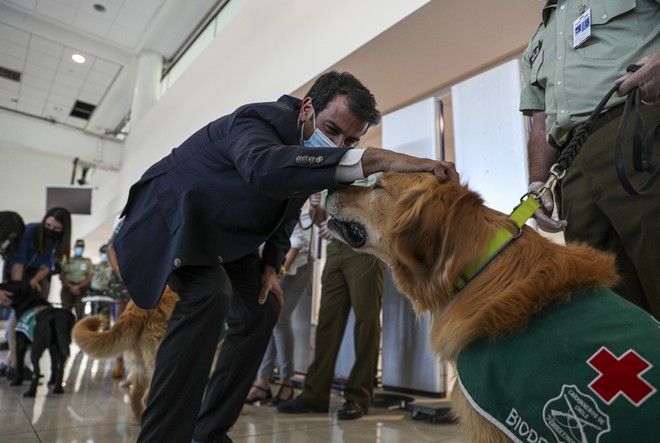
[{"xmin": 542, "ymin": 384, "xmax": 610, "ymax": 443}]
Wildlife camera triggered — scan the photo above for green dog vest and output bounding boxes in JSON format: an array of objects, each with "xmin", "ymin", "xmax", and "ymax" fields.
[
  {"xmin": 457, "ymin": 288, "xmax": 660, "ymax": 443},
  {"xmin": 16, "ymin": 306, "xmax": 48, "ymax": 343}
]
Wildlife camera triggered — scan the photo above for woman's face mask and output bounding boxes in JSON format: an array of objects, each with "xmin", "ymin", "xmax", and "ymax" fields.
[
  {"xmin": 44, "ymin": 227, "xmax": 62, "ymax": 239},
  {"xmin": 99, "ymin": 253, "xmax": 108, "ymax": 262},
  {"xmin": 300, "ymin": 108, "xmax": 336, "ymax": 148}
]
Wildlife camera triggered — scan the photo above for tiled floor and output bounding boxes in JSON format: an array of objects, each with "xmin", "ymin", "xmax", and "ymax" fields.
[{"xmin": 0, "ymin": 342, "xmax": 467, "ymax": 442}]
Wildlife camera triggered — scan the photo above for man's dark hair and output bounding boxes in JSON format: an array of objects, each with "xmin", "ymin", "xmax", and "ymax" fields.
[{"xmin": 305, "ymin": 71, "xmax": 380, "ymax": 126}]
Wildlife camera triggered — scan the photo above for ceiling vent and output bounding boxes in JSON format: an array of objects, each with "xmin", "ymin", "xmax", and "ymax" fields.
[
  {"xmin": 70, "ymin": 100, "xmax": 96, "ymax": 120},
  {"xmin": 0, "ymin": 66, "xmax": 21, "ymax": 82}
]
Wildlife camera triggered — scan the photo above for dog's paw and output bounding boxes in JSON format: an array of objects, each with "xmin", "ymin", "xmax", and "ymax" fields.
[{"xmin": 23, "ymin": 390, "xmax": 36, "ymax": 397}]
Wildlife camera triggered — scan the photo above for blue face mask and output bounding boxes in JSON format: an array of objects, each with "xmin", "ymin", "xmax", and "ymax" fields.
[
  {"xmin": 74, "ymin": 246, "xmax": 84, "ymax": 257},
  {"xmin": 99, "ymin": 253, "xmax": 108, "ymax": 262},
  {"xmin": 300, "ymin": 108, "xmax": 336, "ymax": 148}
]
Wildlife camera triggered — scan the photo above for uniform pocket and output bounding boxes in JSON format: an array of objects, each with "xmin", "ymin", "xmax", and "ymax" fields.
[
  {"xmin": 576, "ymin": 0, "xmax": 640, "ymax": 60},
  {"xmin": 530, "ymin": 50, "xmax": 544, "ymax": 86}
]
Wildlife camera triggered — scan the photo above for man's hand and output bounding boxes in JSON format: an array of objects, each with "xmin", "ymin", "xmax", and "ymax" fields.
[
  {"xmin": 259, "ymin": 265, "xmax": 284, "ymax": 311},
  {"xmin": 0, "ymin": 289, "xmax": 12, "ymax": 306},
  {"xmin": 528, "ymin": 181, "xmax": 567, "ymax": 233},
  {"xmin": 617, "ymin": 50, "xmax": 660, "ymax": 106},
  {"xmin": 361, "ymin": 149, "xmax": 458, "ymax": 182}
]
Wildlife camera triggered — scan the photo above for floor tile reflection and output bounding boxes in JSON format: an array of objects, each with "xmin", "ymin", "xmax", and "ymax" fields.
[{"xmin": 0, "ymin": 341, "xmax": 467, "ymax": 442}]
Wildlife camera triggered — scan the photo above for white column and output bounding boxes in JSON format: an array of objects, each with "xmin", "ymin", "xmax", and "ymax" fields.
[{"xmin": 130, "ymin": 50, "xmax": 163, "ymax": 124}]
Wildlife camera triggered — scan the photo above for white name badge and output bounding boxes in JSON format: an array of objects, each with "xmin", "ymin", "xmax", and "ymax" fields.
[{"xmin": 573, "ymin": 8, "xmax": 591, "ymax": 48}]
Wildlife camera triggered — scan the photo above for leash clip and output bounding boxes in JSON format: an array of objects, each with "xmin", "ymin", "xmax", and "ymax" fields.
[{"xmin": 526, "ymin": 165, "xmax": 564, "ymax": 203}]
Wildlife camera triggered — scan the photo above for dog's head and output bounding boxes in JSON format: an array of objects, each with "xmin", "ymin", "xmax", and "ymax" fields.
[{"xmin": 327, "ymin": 172, "xmax": 501, "ymax": 311}]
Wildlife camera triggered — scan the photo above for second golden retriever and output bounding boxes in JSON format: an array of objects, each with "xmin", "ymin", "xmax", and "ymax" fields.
[{"xmin": 72, "ymin": 287, "xmax": 179, "ymax": 420}]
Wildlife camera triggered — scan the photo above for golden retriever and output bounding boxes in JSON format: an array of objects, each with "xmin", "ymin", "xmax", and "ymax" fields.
[
  {"xmin": 72, "ymin": 287, "xmax": 179, "ymax": 420},
  {"xmin": 326, "ymin": 172, "xmax": 659, "ymax": 442}
]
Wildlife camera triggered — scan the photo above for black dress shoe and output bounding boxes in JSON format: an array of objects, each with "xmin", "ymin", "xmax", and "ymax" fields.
[
  {"xmin": 337, "ymin": 400, "xmax": 366, "ymax": 420},
  {"xmin": 277, "ymin": 395, "xmax": 328, "ymax": 414}
]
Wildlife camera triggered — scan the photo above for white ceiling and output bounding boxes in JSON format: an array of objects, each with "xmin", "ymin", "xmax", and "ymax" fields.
[{"xmin": 0, "ymin": 0, "xmax": 217, "ymax": 134}]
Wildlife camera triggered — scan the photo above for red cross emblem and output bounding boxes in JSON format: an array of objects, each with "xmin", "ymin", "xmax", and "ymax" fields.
[{"xmin": 587, "ymin": 347, "xmax": 656, "ymax": 406}]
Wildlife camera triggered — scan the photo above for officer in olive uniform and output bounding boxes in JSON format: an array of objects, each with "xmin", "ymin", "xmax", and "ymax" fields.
[
  {"xmin": 60, "ymin": 239, "xmax": 93, "ymax": 319},
  {"xmin": 520, "ymin": 0, "xmax": 660, "ymax": 319}
]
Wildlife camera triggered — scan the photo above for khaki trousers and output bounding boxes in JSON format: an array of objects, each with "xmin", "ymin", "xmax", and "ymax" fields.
[{"xmin": 300, "ymin": 241, "xmax": 384, "ymax": 409}]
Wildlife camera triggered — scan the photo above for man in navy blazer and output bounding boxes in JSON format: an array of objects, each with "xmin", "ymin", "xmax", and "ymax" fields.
[{"xmin": 112, "ymin": 71, "xmax": 455, "ymax": 443}]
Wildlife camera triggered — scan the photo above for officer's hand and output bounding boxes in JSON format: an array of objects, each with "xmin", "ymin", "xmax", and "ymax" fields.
[
  {"xmin": 616, "ymin": 50, "xmax": 660, "ymax": 106},
  {"xmin": 0, "ymin": 289, "xmax": 12, "ymax": 306},
  {"xmin": 528, "ymin": 181, "xmax": 567, "ymax": 233},
  {"xmin": 259, "ymin": 266, "xmax": 284, "ymax": 312}
]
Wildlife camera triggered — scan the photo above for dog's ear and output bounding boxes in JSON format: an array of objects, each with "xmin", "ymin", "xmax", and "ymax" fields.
[
  {"xmin": 390, "ymin": 183, "xmax": 446, "ymax": 276},
  {"xmin": 436, "ymin": 190, "xmax": 492, "ymax": 286},
  {"xmin": 390, "ymin": 181, "xmax": 491, "ymax": 285}
]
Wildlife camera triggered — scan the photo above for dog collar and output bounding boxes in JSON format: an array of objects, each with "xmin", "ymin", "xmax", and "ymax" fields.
[{"xmin": 453, "ymin": 196, "xmax": 540, "ymax": 292}]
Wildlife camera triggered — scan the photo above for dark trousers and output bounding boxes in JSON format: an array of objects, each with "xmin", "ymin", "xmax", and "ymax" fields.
[
  {"xmin": 560, "ymin": 105, "xmax": 660, "ymax": 320},
  {"xmin": 60, "ymin": 285, "xmax": 86, "ymax": 320},
  {"xmin": 137, "ymin": 253, "xmax": 279, "ymax": 443}
]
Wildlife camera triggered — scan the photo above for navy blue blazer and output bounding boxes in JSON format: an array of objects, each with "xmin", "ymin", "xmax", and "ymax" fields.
[{"xmin": 114, "ymin": 95, "xmax": 350, "ymax": 308}]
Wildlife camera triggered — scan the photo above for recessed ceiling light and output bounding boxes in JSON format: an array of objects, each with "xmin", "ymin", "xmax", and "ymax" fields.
[
  {"xmin": 93, "ymin": 3, "xmax": 106, "ymax": 12},
  {"xmin": 72, "ymin": 54, "xmax": 86, "ymax": 64}
]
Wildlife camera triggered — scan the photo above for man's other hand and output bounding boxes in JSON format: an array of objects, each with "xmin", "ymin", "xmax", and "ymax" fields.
[{"xmin": 259, "ymin": 265, "xmax": 284, "ymax": 311}]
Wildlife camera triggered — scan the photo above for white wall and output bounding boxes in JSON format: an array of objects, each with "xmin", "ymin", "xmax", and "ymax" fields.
[
  {"xmin": 451, "ymin": 59, "xmax": 528, "ymax": 213},
  {"xmin": 0, "ymin": 143, "xmax": 120, "ymax": 245},
  {"xmin": 119, "ymin": 0, "xmax": 430, "ymax": 203},
  {"xmin": 0, "ymin": 145, "xmax": 71, "ymax": 223}
]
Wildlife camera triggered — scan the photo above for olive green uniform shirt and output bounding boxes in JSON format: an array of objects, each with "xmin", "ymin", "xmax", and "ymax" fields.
[
  {"xmin": 61, "ymin": 256, "xmax": 93, "ymax": 284},
  {"xmin": 520, "ymin": 0, "xmax": 660, "ymax": 146}
]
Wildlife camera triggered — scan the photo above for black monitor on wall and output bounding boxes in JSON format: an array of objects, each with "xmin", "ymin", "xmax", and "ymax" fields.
[{"xmin": 46, "ymin": 186, "xmax": 92, "ymax": 215}]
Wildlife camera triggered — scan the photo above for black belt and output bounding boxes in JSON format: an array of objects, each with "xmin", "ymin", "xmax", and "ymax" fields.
[{"xmin": 589, "ymin": 102, "xmax": 625, "ymax": 135}]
